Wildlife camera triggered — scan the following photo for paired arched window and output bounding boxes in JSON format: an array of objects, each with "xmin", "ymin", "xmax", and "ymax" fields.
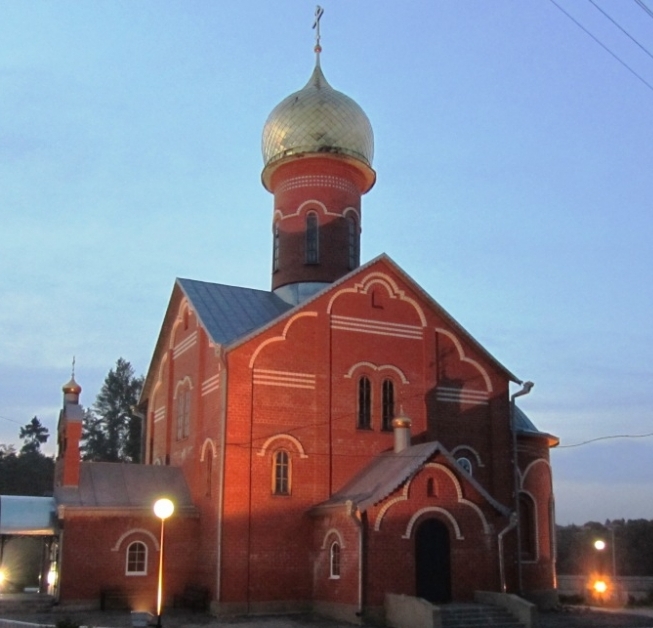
[
  {"xmin": 330, "ymin": 542, "xmax": 341, "ymax": 579},
  {"xmin": 126, "ymin": 541, "xmax": 147, "ymax": 575},
  {"xmin": 381, "ymin": 379, "xmax": 395, "ymax": 431},
  {"xmin": 347, "ymin": 215, "xmax": 359, "ymax": 270},
  {"xmin": 305, "ymin": 212, "xmax": 319, "ymax": 264},
  {"xmin": 176, "ymin": 384, "xmax": 191, "ymax": 440},
  {"xmin": 272, "ymin": 222, "xmax": 280, "ymax": 272},
  {"xmin": 273, "ymin": 450, "xmax": 290, "ymax": 495},
  {"xmin": 357, "ymin": 376, "xmax": 397, "ymax": 431},
  {"xmin": 357, "ymin": 377, "xmax": 372, "ymax": 429}
]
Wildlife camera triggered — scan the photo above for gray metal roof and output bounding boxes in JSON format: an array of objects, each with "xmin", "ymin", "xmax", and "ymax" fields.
[
  {"xmin": 325, "ymin": 442, "xmax": 441, "ymax": 512},
  {"xmin": 514, "ymin": 405, "xmax": 559, "ymax": 446},
  {"xmin": 312, "ymin": 441, "xmax": 511, "ymax": 516},
  {"xmin": 0, "ymin": 496, "xmax": 56, "ymax": 535},
  {"xmin": 177, "ymin": 278, "xmax": 293, "ymax": 347},
  {"xmin": 55, "ymin": 463, "xmax": 195, "ymax": 511}
]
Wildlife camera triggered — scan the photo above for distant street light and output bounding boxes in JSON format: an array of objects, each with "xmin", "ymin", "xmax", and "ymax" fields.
[
  {"xmin": 153, "ymin": 498, "xmax": 175, "ymax": 628},
  {"xmin": 594, "ymin": 528, "xmax": 617, "ymax": 579}
]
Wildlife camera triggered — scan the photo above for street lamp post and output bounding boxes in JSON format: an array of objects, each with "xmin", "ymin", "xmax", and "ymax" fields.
[
  {"xmin": 594, "ymin": 526, "xmax": 617, "ymax": 579},
  {"xmin": 153, "ymin": 498, "xmax": 175, "ymax": 628}
]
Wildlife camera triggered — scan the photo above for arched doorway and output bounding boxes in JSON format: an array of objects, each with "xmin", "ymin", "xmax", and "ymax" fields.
[{"xmin": 415, "ymin": 518, "xmax": 451, "ymax": 603}]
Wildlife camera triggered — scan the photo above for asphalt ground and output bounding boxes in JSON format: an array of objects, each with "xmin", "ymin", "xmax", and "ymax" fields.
[{"xmin": 2, "ymin": 606, "xmax": 653, "ymax": 628}]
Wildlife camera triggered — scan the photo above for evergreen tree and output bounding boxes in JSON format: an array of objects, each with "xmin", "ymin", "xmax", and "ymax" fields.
[
  {"xmin": 19, "ymin": 416, "xmax": 49, "ymax": 454},
  {"xmin": 0, "ymin": 425, "xmax": 54, "ymax": 496},
  {"xmin": 81, "ymin": 358, "xmax": 144, "ymax": 462}
]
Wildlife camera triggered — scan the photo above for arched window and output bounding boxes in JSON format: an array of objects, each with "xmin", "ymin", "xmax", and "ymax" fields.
[
  {"xmin": 381, "ymin": 379, "xmax": 394, "ymax": 431},
  {"xmin": 427, "ymin": 478, "xmax": 437, "ymax": 497},
  {"xmin": 176, "ymin": 385, "xmax": 191, "ymax": 440},
  {"xmin": 305, "ymin": 212, "xmax": 319, "ymax": 264},
  {"xmin": 273, "ymin": 221, "xmax": 280, "ymax": 272},
  {"xmin": 126, "ymin": 541, "xmax": 147, "ymax": 575},
  {"xmin": 357, "ymin": 377, "xmax": 371, "ymax": 429},
  {"xmin": 273, "ymin": 450, "xmax": 290, "ymax": 495},
  {"xmin": 456, "ymin": 456, "xmax": 472, "ymax": 476},
  {"xmin": 347, "ymin": 215, "xmax": 359, "ymax": 270},
  {"xmin": 330, "ymin": 542, "xmax": 341, "ymax": 579},
  {"xmin": 519, "ymin": 493, "xmax": 537, "ymax": 561}
]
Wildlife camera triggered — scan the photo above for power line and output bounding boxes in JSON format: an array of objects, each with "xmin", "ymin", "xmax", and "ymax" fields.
[
  {"xmin": 589, "ymin": 0, "xmax": 653, "ymax": 61},
  {"xmin": 0, "ymin": 414, "xmax": 22, "ymax": 425},
  {"xmin": 547, "ymin": 0, "xmax": 653, "ymax": 93},
  {"xmin": 558, "ymin": 431, "xmax": 653, "ymax": 448},
  {"xmin": 634, "ymin": 0, "xmax": 653, "ymax": 21}
]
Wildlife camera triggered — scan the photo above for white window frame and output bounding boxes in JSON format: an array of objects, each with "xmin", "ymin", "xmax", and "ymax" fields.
[
  {"xmin": 126, "ymin": 540, "xmax": 148, "ymax": 576},
  {"xmin": 329, "ymin": 541, "xmax": 341, "ymax": 579}
]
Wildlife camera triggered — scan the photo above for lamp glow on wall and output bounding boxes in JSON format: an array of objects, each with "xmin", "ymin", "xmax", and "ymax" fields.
[{"xmin": 153, "ymin": 498, "xmax": 175, "ymax": 628}]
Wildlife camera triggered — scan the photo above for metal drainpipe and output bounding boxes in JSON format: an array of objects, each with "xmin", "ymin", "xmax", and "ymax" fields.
[
  {"xmin": 347, "ymin": 501, "xmax": 364, "ymax": 617},
  {"xmin": 498, "ymin": 513, "xmax": 518, "ymax": 593},
  {"xmin": 511, "ymin": 381, "xmax": 534, "ymax": 595}
]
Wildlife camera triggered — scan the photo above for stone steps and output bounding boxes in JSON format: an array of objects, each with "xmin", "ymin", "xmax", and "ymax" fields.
[
  {"xmin": 440, "ymin": 603, "xmax": 525, "ymax": 628},
  {"xmin": 0, "ymin": 593, "xmax": 55, "ymax": 615}
]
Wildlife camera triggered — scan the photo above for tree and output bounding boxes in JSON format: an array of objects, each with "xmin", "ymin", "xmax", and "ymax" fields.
[
  {"xmin": 81, "ymin": 358, "xmax": 144, "ymax": 462},
  {"xmin": 0, "ymin": 422, "xmax": 54, "ymax": 496},
  {"xmin": 19, "ymin": 416, "xmax": 49, "ymax": 454}
]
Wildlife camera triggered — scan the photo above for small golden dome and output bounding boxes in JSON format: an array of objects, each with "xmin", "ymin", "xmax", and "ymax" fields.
[
  {"xmin": 391, "ymin": 416, "xmax": 412, "ymax": 429},
  {"xmin": 262, "ymin": 62, "xmax": 374, "ymax": 169},
  {"xmin": 62, "ymin": 376, "xmax": 82, "ymax": 395}
]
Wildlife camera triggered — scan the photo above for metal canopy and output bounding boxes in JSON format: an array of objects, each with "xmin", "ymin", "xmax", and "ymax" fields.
[{"xmin": 0, "ymin": 496, "xmax": 56, "ymax": 535}]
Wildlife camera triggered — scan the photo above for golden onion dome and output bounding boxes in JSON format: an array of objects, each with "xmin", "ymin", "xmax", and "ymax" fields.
[
  {"xmin": 62, "ymin": 376, "xmax": 82, "ymax": 395},
  {"xmin": 262, "ymin": 61, "xmax": 374, "ymax": 169}
]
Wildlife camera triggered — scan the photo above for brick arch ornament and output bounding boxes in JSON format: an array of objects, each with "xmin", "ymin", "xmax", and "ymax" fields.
[
  {"xmin": 256, "ymin": 434, "xmax": 308, "ymax": 459},
  {"xmin": 200, "ymin": 438, "xmax": 217, "ymax": 462},
  {"xmin": 403, "ymin": 507, "xmax": 464, "ymax": 540},
  {"xmin": 520, "ymin": 458, "xmax": 553, "ymax": 489},
  {"xmin": 343, "ymin": 206, "xmax": 360, "ymax": 219},
  {"xmin": 111, "ymin": 528, "xmax": 160, "ymax": 552},
  {"xmin": 320, "ymin": 528, "xmax": 346, "ymax": 550},
  {"xmin": 327, "ymin": 272, "xmax": 428, "ymax": 327},
  {"xmin": 170, "ymin": 299, "xmax": 198, "ymax": 356},
  {"xmin": 450, "ymin": 445, "xmax": 485, "ymax": 468},
  {"xmin": 374, "ymin": 462, "xmax": 490, "ymax": 535},
  {"xmin": 435, "ymin": 328, "xmax": 493, "ymax": 392},
  {"xmin": 173, "ymin": 376, "xmax": 193, "ymax": 399},
  {"xmin": 344, "ymin": 361, "xmax": 409, "ymax": 384},
  {"xmin": 249, "ymin": 312, "xmax": 318, "ymax": 368}
]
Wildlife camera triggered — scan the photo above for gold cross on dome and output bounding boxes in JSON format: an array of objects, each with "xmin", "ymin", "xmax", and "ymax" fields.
[{"xmin": 313, "ymin": 6, "xmax": 324, "ymax": 53}]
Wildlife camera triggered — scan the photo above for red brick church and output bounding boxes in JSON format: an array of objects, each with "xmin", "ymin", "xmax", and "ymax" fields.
[{"xmin": 51, "ymin": 21, "xmax": 558, "ymax": 623}]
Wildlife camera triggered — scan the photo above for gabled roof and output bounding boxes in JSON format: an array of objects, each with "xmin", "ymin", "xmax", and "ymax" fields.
[
  {"xmin": 177, "ymin": 278, "xmax": 293, "ymax": 347},
  {"xmin": 143, "ymin": 252, "xmax": 519, "ymax": 402},
  {"xmin": 311, "ymin": 441, "xmax": 510, "ymax": 517},
  {"xmin": 55, "ymin": 463, "xmax": 195, "ymax": 513},
  {"xmin": 224, "ymin": 254, "xmax": 519, "ymax": 382}
]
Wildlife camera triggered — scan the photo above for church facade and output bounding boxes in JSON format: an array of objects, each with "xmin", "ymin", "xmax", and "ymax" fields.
[{"xmin": 53, "ymin": 35, "xmax": 558, "ymax": 623}]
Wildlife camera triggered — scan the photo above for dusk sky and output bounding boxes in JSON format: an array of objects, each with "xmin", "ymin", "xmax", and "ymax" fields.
[{"xmin": 1, "ymin": 1, "xmax": 652, "ymax": 525}]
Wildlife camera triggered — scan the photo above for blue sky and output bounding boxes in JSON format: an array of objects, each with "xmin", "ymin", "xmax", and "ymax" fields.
[{"xmin": 1, "ymin": 1, "xmax": 652, "ymax": 525}]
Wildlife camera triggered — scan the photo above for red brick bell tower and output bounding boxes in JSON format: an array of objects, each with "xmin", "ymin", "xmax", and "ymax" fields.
[
  {"xmin": 55, "ymin": 371, "xmax": 83, "ymax": 488},
  {"xmin": 261, "ymin": 22, "xmax": 376, "ymax": 304}
]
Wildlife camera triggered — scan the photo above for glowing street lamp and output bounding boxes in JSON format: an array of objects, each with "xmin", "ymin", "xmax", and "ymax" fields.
[
  {"xmin": 153, "ymin": 498, "xmax": 175, "ymax": 628},
  {"xmin": 594, "ymin": 531, "xmax": 617, "ymax": 579}
]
